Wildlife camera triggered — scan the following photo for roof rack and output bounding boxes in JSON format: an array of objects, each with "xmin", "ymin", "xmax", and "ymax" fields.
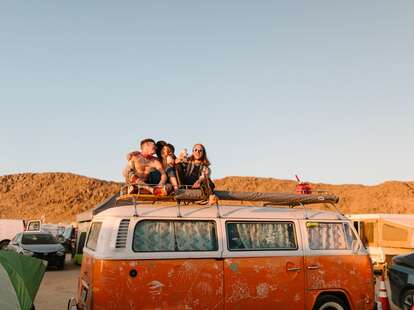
[
  {"xmin": 115, "ymin": 187, "xmax": 339, "ymax": 207},
  {"xmin": 87, "ymin": 186, "xmax": 341, "ymax": 219}
]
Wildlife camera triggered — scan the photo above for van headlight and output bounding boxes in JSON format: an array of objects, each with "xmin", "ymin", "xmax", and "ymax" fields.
[{"xmin": 57, "ymin": 249, "xmax": 65, "ymax": 256}]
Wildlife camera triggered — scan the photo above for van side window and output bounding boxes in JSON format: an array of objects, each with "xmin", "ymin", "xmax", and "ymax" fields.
[
  {"xmin": 226, "ymin": 222, "xmax": 297, "ymax": 251},
  {"xmin": 86, "ymin": 222, "xmax": 102, "ymax": 251},
  {"xmin": 307, "ymin": 222, "xmax": 352, "ymax": 250},
  {"xmin": 133, "ymin": 220, "xmax": 218, "ymax": 252}
]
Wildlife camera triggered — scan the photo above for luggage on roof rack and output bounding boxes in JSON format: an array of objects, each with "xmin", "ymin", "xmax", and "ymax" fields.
[{"xmin": 116, "ymin": 187, "xmax": 339, "ymax": 207}]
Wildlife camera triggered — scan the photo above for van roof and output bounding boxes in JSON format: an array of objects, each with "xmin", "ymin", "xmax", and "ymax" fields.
[{"xmin": 93, "ymin": 204, "xmax": 347, "ymax": 221}]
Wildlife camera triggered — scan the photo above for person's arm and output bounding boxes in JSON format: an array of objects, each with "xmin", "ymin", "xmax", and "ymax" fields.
[
  {"xmin": 202, "ymin": 166, "xmax": 211, "ymax": 178},
  {"xmin": 175, "ymin": 149, "xmax": 188, "ymax": 164},
  {"xmin": 154, "ymin": 160, "xmax": 167, "ymax": 185}
]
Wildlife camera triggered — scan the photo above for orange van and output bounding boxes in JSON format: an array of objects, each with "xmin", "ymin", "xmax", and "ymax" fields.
[{"xmin": 68, "ymin": 197, "xmax": 374, "ymax": 310}]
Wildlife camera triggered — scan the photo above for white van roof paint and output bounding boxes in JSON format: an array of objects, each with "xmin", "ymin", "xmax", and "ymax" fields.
[
  {"xmin": 93, "ymin": 204, "xmax": 346, "ymax": 221},
  {"xmin": 83, "ymin": 204, "xmax": 357, "ymax": 260}
]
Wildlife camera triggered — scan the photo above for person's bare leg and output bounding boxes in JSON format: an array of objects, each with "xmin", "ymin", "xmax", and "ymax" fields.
[{"xmin": 169, "ymin": 176, "xmax": 179, "ymax": 192}]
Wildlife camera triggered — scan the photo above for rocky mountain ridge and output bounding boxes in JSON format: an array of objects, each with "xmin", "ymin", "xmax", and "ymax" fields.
[{"xmin": 0, "ymin": 173, "xmax": 413, "ymax": 222}]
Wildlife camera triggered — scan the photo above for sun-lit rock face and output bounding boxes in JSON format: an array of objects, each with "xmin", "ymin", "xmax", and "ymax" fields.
[{"xmin": 0, "ymin": 173, "xmax": 413, "ymax": 222}]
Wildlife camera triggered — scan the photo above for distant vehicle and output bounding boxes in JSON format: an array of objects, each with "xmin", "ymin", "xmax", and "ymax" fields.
[
  {"xmin": 61, "ymin": 225, "xmax": 77, "ymax": 255},
  {"xmin": 0, "ymin": 219, "xmax": 41, "ymax": 249},
  {"xmin": 41, "ymin": 223, "xmax": 66, "ymax": 238},
  {"xmin": 7, "ymin": 231, "xmax": 66, "ymax": 270},
  {"xmin": 348, "ymin": 214, "xmax": 414, "ymax": 271},
  {"xmin": 389, "ymin": 253, "xmax": 414, "ymax": 309}
]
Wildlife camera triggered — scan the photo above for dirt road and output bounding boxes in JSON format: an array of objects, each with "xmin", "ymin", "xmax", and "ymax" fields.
[{"xmin": 34, "ymin": 255, "xmax": 80, "ymax": 310}]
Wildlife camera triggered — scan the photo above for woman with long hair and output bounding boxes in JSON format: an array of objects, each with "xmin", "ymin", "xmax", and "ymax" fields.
[{"xmin": 176, "ymin": 144, "xmax": 215, "ymax": 201}]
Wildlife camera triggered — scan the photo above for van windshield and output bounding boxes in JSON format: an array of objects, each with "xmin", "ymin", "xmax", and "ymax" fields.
[{"xmin": 22, "ymin": 233, "xmax": 57, "ymax": 245}]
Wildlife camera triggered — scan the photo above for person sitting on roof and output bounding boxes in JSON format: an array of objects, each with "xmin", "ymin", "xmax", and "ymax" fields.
[
  {"xmin": 122, "ymin": 138, "xmax": 167, "ymax": 195},
  {"xmin": 176, "ymin": 143, "xmax": 217, "ymax": 203},
  {"xmin": 156, "ymin": 141, "xmax": 180, "ymax": 192}
]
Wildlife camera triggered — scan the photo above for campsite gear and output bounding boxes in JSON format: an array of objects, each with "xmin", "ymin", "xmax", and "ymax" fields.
[
  {"xmin": 115, "ymin": 189, "xmax": 340, "ymax": 209},
  {"xmin": 69, "ymin": 192, "xmax": 374, "ymax": 310},
  {"xmin": 174, "ymin": 189, "xmax": 338, "ymax": 206},
  {"xmin": 295, "ymin": 174, "xmax": 312, "ymax": 195},
  {"xmin": 0, "ymin": 250, "xmax": 47, "ymax": 310},
  {"xmin": 349, "ymin": 214, "xmax": 414, "ymax": 272}
]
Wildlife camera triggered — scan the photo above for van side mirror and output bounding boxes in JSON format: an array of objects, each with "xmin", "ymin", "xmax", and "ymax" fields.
[{"xmin": 351, "ymin": 240, "xmax": 361, "ymax": 254}]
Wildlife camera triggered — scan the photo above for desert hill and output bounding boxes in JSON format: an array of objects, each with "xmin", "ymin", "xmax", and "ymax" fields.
[{"xmin": 0, "ymin": 173, "xmax": 413, "ymax": 223}]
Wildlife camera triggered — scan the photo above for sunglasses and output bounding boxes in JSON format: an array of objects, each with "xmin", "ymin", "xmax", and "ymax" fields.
[{"xmin": 193, "ymin": 148, "xmax": 204, "ymax": 152}]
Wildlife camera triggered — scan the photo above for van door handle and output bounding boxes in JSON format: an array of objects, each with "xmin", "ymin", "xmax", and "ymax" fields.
[
  {"xmin": 307, "ymin": 265, "xmax": 320, "ymax": 270},
  {"xmin": 287, "ymin": 267, "xmax": 301, "ymax": 272}
]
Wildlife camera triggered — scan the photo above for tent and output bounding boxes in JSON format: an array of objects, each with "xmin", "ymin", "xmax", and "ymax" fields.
[{"xmin": 0, "ymin": 250, "xmax": 47, "ymax": 310}]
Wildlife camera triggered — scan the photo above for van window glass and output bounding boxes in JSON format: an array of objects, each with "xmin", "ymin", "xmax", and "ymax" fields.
[
  {"xmin": 77, "ymin": 231, "xmax": 87, "ymax": 255},
  {"xmin": 86, "ymin": 222, "xmax": 102, "ymax": 251},
  {"xmin": 133, "ymin": 220, "xmax": 218, "ymax": 252},
  {"xmin": 226, "ymin": 222, "xmax": 297, "ymax": 251},
  {"xmin": 344, "ymin": 222, "xmax": 358, "ymax": 248},
  {"xmin": 307, "ymin": 222, "xmax": 351, "ymax": 250}
]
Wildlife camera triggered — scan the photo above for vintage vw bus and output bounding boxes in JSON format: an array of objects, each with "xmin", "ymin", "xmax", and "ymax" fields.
[{"xmin": 68, "ymin": 193, "xmax": 375, "ymax": 310}]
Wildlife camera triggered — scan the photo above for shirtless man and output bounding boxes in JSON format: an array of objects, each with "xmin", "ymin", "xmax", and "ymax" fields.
[{"xmin": 123, "ymin": 138, "xmax": 167, "ymax": 194}]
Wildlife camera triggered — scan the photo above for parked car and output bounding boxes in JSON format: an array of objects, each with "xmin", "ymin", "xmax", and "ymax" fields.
[
  {"xmin": 7, "ymin": 231, "xmax": 66, "ymax": 270},
  {"xmin": 68, "ymin": 193, "xmax": 375, "ymax": 310},
  {"xmin": 0, "ymin": 219, "xmax": 42, "ymax": 249},
  {"xmin": 389, "ymin": 252, "xmax": 414, "ymax": 309}
]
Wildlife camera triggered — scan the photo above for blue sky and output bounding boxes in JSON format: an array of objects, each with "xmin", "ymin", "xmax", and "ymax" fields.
[{"xmin": 1, "ymin": 1, "xmax": 413, "ymax": 185}]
